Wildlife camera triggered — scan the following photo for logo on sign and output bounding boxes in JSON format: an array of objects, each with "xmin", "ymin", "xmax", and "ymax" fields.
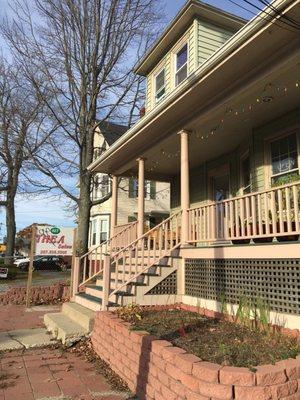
[{"xmin": 50, "ymin": 227, "xmax": 61, "ymax": 235}]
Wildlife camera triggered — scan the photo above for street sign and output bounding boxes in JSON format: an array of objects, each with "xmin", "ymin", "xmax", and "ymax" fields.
[{"xmin": 35, "ymin": 226, "xmax": 74, "ymax": 256}]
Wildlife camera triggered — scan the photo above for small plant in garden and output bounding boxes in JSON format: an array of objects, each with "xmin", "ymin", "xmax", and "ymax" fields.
[
  {"xmin": 114, "ymin": 303, "xmax": 143, "ymax": 324},
  {"xmin": 219, "ymin": 292, "xmax": 228, "ymax": 315}
]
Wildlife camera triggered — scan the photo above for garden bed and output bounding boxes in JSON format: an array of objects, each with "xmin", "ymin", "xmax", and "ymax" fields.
[
  {"xmin": 92, "ymin": 306, "xmax": 300, "ymax": 400},
  {"xmin": 120, "ymin": 308, "xmax": 300, "ymax": 368}
]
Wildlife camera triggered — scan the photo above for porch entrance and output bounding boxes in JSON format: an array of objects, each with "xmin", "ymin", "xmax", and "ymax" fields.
[{"xmin": 210, "ymin": 167, "xmax": 230, "ymax": 239}]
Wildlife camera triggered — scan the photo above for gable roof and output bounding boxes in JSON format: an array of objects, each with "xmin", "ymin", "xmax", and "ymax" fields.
[
  {"xmin": 135, "ymin": 0, "xmax": 246, "ymax": 76},
  {"xmin": 98, "ymin": 121, "xmax": 128, "ymax": 146}
]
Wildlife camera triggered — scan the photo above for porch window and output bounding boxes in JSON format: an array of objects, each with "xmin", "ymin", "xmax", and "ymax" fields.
[
  {"xmin": 155, "ymin": 68, "xmax": 166, "ymax": 103},
  {"xmin": 175, "ymin": 43, "xmax": 188, "ymax": 86},
  {"xmin": 99, "ymin": 219, "xmax": 108, "ymax": 243},
  {"xmin": 270, "ymin": 133, "xmax": 299, "ymax": 185},
  {"xmin": 241, "ymin": 154, "xmax": 251, "ymax": 194}
]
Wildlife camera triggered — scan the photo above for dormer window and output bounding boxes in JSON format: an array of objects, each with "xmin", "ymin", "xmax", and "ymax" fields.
[
  {"xmin": 155, "ymin": 68, "xmax": 166, "ymax": 103},
  {"xmin": 175, "ymin": 43, "xmax": 188, "ymax": 86}
]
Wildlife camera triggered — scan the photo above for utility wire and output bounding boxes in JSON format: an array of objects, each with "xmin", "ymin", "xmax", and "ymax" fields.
[
  {"xmin": 240, "ymin": 0, "xmax": 300, "ymax": 30},
  {"xmin": 226, "ymin": 0, "xmax": 300, "ymax": 33},
  {"xmin": 257, "ymin": 0, "xmax": 300, "ymax": 28}
]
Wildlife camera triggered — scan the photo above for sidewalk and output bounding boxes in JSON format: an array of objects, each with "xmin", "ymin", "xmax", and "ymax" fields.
[
  {"xmin": 0, "ymin": 347, "xmax": 131, "ymax": 400},
  {"xmin": 0, "ymin": 305, "xmax": 60, "ymax": 332},
  {"xmin": 0, "ymin": 304, "xmax": 133, "ymax": 400}
]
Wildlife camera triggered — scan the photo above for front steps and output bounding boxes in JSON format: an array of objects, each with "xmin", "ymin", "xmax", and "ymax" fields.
[
  {"xmin": 44, "ymin": 302, "xmax": 95, "ymax": 345},
  {"xmin": 73, "ymin": 256, "xmax": 182, "ymax": 311}
]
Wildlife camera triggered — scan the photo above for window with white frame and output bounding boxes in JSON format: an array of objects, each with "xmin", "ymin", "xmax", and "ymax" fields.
[
  {"xmin": 270, "ymin": 132, "xmax": 299, "ymax": 185},
  {"xmin": 155, "ymin": 68, "xmax": 166, "ymax": 103},
  {"xmin": 92, "ymin": 174, "xmax": 111, "ymax": 200},
  {"xmin": 175, "ymin": 43, "xmax": 188, "ymax": 86},
  {"xmin": 89, "ymin": 217, "xmax": 109, "ymax": 246},
  {"xmin": 129, "ymin": 178, "xmax": 156, "ymax": 200}
]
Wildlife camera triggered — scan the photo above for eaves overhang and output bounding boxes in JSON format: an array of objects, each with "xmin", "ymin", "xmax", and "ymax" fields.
[{"xmin": 88, "ymin": 0, "xmax": 300, "ymax": 176}]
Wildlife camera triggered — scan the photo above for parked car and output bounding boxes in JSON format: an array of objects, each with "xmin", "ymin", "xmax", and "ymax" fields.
[
  {"xmin": 18, "ymin": 256, "xmax": 69, "ymax": 272},
  {"xmin": 14, "ymin": 256, "xmax": 30, "ymax": 267}
]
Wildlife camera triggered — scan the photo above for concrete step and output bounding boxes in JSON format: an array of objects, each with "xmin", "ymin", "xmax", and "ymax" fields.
[
  {"xmin": 62, "ymin": 302, "xmax": 95, "ymax": 331},
  {"xmin": 44, "ymin": 313, "xmax": 87, "ymax": 345}
]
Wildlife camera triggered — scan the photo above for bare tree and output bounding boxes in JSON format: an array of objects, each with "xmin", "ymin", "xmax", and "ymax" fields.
[
  {"xmin": 0, "ymin": 58, "xmax": 54, "ymax": 263},
  {"xmin": 2, "ymin": 0, "xmax": 163, "ymax": 255}
]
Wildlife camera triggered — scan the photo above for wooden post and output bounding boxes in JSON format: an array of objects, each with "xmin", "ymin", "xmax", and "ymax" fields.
[
  {"xmin": 25, "ymin": 225, "xmax": 37, "ymax": 308},
  {"xmin": 102, "ymin": 254, "xmax": 111, "ymax": 311},
  {"xmin": 137, "ymin": 158, "xmax": 145, "ymax": 238},
  {"xmin": 70, "ymin": 228, "xmax": 77, "ymax": 297},
  {"xmin": 179, "ymin": 130, "xmax": 190, "ymax": 244},
  {"xmin": 110, "ymin": 175, "xmax": 118, "ymax": 238},
  {"xmin": 72, "ymin": 257, "xmax": 80, "ymax": 298}
]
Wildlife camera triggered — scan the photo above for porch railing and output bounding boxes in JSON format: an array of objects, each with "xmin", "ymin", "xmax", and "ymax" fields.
[
  {"xmin": 188, "ymin": 182, "xmax": 300, "ymax": 243},
  {"xmin": 105, "ymin": 210, "xmax": 182, "ymax": 303},
  {"xmin": 112, "ymin": 222, "xmax": 138, "ymax": 249},
  {"xmin": 75, "ymin": 221, "xmax": 138, "ymax": 290}
]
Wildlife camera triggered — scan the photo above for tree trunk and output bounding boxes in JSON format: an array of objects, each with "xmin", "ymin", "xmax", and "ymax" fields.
[
  {"xmin": 5, "ymin": 194, "xmax": 16, "ymax": 265},
  {"xmin": 76, "ymin": 170, "xmax": 92, "ymax": 256}
]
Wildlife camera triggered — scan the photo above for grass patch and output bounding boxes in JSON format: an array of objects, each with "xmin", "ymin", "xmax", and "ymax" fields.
[{"xmin": 116, "ymin": 307, "xmax": 300, "ymax": 368}]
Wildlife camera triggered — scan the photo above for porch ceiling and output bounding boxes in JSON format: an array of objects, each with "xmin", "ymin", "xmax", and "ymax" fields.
[
  {"xmin": 142, "ymin": 62, "xmax": 300, "ymax": 179},
  {"xmin": 90, "ymin": 1, "xmax": 300, "ymax": 181}
]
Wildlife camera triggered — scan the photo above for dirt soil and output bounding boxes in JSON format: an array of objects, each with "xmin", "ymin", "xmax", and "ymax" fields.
[{"xmin": 126, "ymin": 309, "xmax": 300, "ymax": 368}]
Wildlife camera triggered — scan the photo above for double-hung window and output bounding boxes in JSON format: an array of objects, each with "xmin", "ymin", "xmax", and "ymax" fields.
[
  {"xmin": 155, "ymin": 69, "xmax": 166, "ymax": 103},
  {"xmin": 175, "ymin": 43, "xmax": 188, "ymax": 86},
  {"xmin": 270, "ymin": 132, "xmax": 299, "ymax": 185}
]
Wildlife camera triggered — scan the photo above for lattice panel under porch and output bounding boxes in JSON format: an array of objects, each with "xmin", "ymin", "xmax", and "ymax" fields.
[
  {"xmin": 146, "ymin": 271, "xmax": 177, "ymax": 295},
  {"xmin": 185, "ymin": 258, "xmax": 300, "ymax": 315}
]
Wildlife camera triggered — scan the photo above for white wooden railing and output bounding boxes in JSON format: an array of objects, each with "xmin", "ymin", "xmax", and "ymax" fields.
[{"xmin": 188, "ymin": 182, "xmax": 300, "ymax": 243}]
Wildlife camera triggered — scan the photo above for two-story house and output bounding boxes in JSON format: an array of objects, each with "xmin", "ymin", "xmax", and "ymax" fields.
[
  {"xmin": 64, "ymin": 0, "xmax": 299, "ymax": 331},
  {"xmin": 89, "ymin": 122, "xmax": 170, "ymax": 247}
]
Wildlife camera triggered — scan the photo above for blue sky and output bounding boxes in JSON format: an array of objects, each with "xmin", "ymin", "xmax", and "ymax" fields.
[{"xmin": 0, "ymin": 0, "xmax": 265, "ymax": 239}]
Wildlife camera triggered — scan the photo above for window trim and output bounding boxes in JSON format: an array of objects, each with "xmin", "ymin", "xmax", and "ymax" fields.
[
  {"xmin": 174, "ymin": 42, "xmax": 189, "ymax": 87},
  {"xmin": 154, "ymin": 67, "xmax": 166, "ymax": 103},
  {"xmin": 240, "ymin": 150, "xmax": 251, "ymax": 195},
  {"xmin": 265, "ymin": 127, "xmax": 300, "ymax": 188}
]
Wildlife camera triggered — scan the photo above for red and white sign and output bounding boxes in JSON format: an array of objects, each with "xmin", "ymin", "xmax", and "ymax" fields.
[{"xmin": 35, "ymin": 225, "xmax": 74, "ymax": 256}]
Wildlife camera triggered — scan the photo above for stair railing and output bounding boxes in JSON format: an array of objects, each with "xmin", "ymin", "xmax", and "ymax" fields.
[
  {"xmin": 74, "ymin": 221, "xmax": 138, "ymax": 291},
  {"xmin": 105, "ymin": 211, "xmax": 182, "ymax": 307}
]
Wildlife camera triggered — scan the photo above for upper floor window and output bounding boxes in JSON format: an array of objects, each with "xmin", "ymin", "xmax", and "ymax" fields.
[
  {"xmin": 155, "ymin": 68, "xmax": 166, "ymax": 103},
  {"xmin": 175, "ymin": 43, "xmax": 188, "ymax": 86},
  {"xmin": 270, "ymin": 132, "xmax": 298, "ymax": 185}
]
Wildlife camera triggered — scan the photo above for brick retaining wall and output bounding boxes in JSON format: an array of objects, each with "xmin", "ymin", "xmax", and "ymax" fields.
[
  {"xmin": 0, "ymin": 282, "xmax": 70, "ymax": 305},
  {"xmin": 92, "ymin": 311, "xmax": 300, "ymax": 400}
]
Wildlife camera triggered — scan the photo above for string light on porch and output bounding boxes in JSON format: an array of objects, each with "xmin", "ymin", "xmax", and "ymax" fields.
[{"xmin": 193, "ymin": 78, "xmax": 299, "ymax": 142}]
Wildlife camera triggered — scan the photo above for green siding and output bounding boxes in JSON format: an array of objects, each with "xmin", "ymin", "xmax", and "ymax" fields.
[
  {"xmin": 170, "ymin": 109, "xmax": 300, "ymax": 212},
  {"xmin": 145, "ymin": 18, "xmax": 235, "ymax": 114},
  {"xmin": 197, "ymin": 19, "xmax": 234, "ymax": 65}
]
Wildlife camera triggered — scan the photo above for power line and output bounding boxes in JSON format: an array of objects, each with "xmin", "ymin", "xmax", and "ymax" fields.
[
  {"xmin": 257, "ymin": 0, "xmax": 300, "ymax": 28},
  {"xmin": 226, "ymin": 0, "xmax": 300, "ymax": 33}
]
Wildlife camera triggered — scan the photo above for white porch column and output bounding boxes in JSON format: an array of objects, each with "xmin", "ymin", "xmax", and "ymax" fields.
[
  {"xmin": 110, "ymin": 175, "xmax": 118, "ymax": 238},
  {"xmin": 180, "ymin": 130, "xmax": 190, "ymax": 244},
  {"xmin": 137, "ymin": 158, "xmax": 145, "ymax": 238}
]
